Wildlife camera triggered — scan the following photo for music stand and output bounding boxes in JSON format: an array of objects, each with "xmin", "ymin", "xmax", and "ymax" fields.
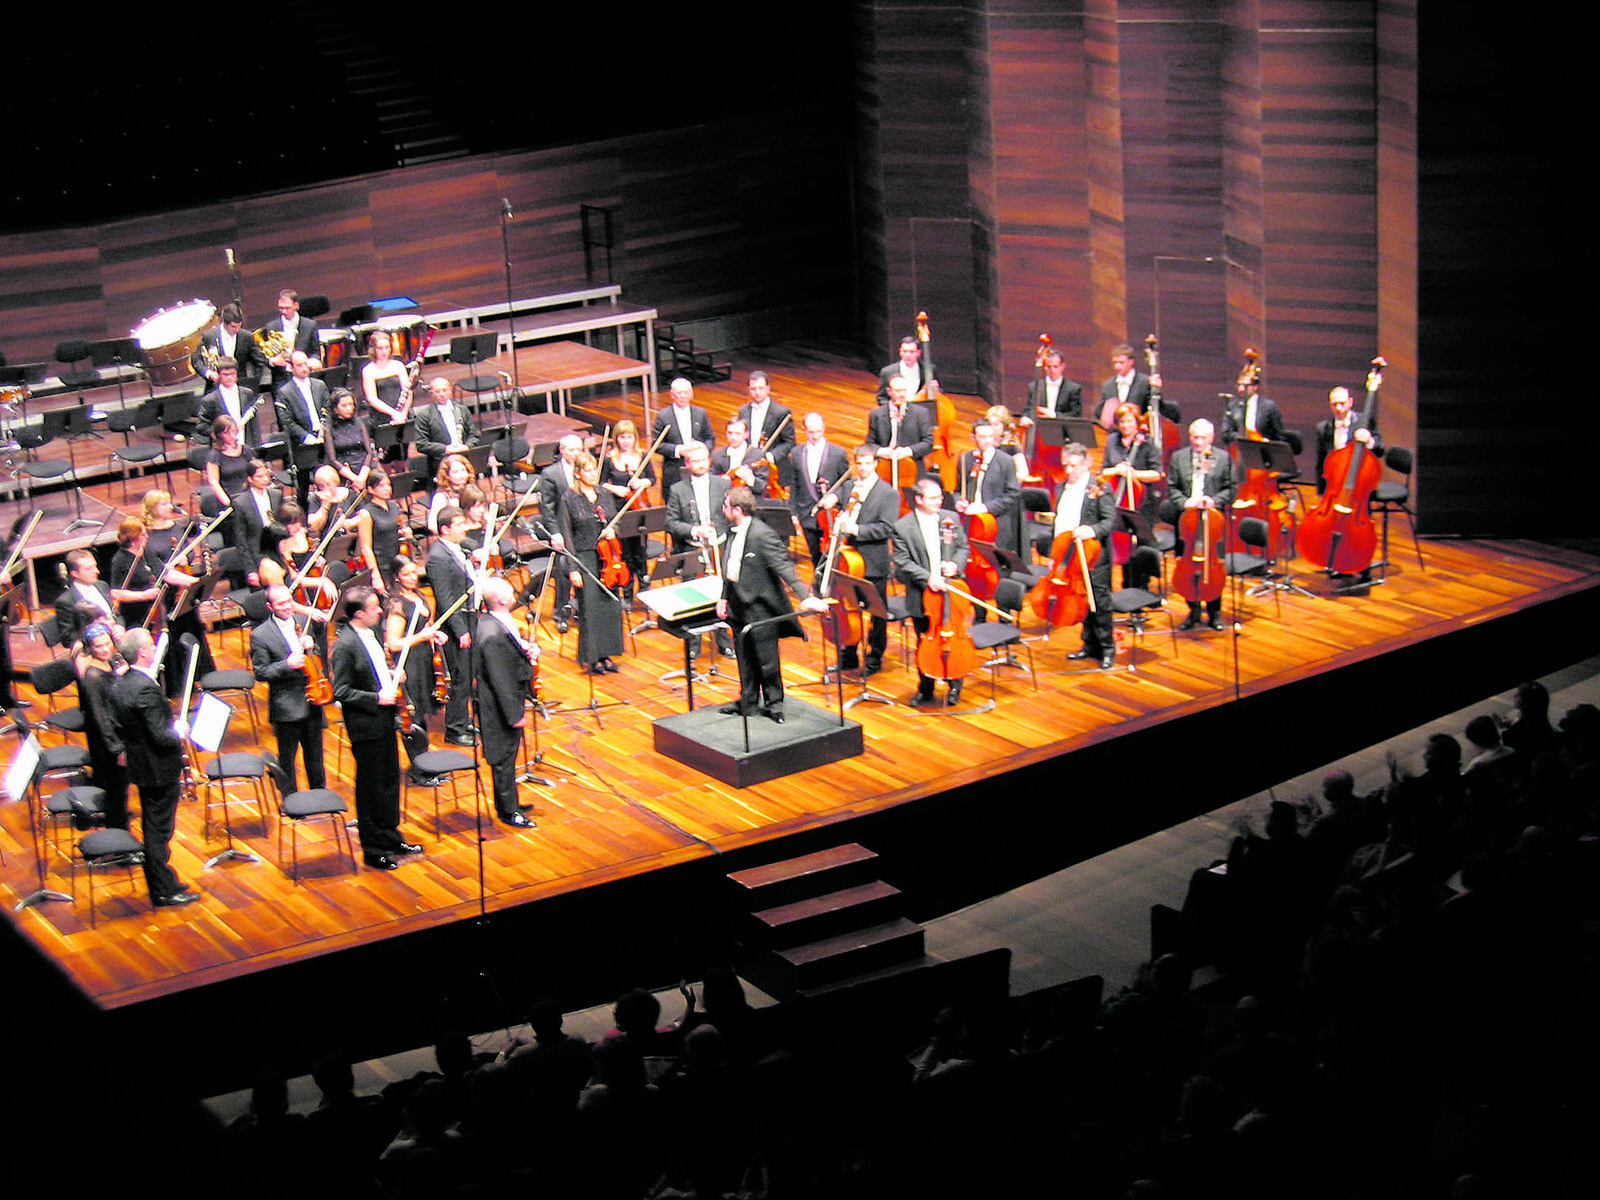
[
  {"xmin": 371, "ymin": 418, "xmax": 414, "ymax": 459},
  {"xmin": 633, "ymin": 546, "xmax": 698, "ymax": 637},
  {"xmin": 186, "ymin": 692, "xmax": 259, "ymax": 868},
  {"xmin": 826, "ymin": 571, "xmax": 895, "ymax": 711},
  {"xmin": 448, "ymin": 332, "xmax": 500, "ymax": 408},
  {"xmin": 1063, "ymin": 417, "xmax": 1101, "ymax": 448},
  {"xmin": 58, "ymin": 405, "xmax": 106, "ymax": 533},
  {"xmin": 463, "ymin": 443, "xmax": 495, "ymax": 478},
  {"xmin": 7, "ymin": 735, "xmax": 71, "ymax": 913},
  {"xmin": 88, "ymin": 337, "xmax": 142, "ymax": 412}
]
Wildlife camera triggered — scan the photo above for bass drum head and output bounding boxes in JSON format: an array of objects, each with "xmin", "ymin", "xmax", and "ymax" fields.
[{"xmin": 133, "ymin": 299, "xmax": 218, "ymax": 386}]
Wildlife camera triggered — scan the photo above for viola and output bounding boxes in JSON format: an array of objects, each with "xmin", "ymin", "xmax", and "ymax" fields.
[
  {"xmin": 915, "ymin": 518, "xmax": 977, "ymax": 682},
  {"xmin": 1028, "ymin": 529, "xmax": 1101, "ymax": 628},
  {"xmin": 303, "ymin": 639, "xmax": 333, "ymax": 706},
  {"xmin": 1301, "ymin": 357, "xmax": 1386, "ymax": 576},
  {"xmin": 599, "ymin": 530, "xmax": 630, "ymax": 590}
]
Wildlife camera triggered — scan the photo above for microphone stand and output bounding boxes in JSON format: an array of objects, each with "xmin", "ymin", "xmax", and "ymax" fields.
[
  {"xmin": 499, "ymin": 198, "xmax": 522, "ymax": 404},
  {"xmin": 563, "ymin": 546, "xmax": 629, "ymax": 726}
]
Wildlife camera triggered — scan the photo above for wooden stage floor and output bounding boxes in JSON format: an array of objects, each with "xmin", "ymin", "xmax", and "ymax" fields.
[{"xmin": 4, "ymin": 340, "xmax": 1598, "ymax": 1027}]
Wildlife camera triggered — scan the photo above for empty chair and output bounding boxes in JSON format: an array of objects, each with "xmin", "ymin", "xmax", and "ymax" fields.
[
  {"xmin": 1369, "ymin": 445, "xmax": 1424, "ymax": 580},
  {"xmin": 262, "ymin": 751, "xmax": 355, "ymax": 883}
]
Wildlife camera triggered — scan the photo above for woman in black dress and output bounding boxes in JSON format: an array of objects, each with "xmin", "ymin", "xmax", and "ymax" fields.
[
  {"xmin": 355, "ymin": 465, "xmax": 406, "ymax": 594},
  {"xmin": 110, "ymin": 516, "xmax": 212, "ymax": 694},
  {"xmin": 385, "ymin": 555, "xmax": 441, "ymax": 720},
  {"xmin": 1101, "ymin": 401, "xmax": 1162, "ymax": 519},
  {"xmin": 360, "ymin": 329, "xmax": 412, "ymax": 426},
  {"xmin": 324, "ymin": 388, "xmax": 374, "ymax": 490},
  {"xmin": 204, "ymin": 414, "xmax": 251, "ymax": 515},
  {"xmin": 600, "ymin": 418, "xmax": 656, "ymax": 601},
  {"xmin": 559, "ymin": 453, "xmax": 624, "ymax": 674}
]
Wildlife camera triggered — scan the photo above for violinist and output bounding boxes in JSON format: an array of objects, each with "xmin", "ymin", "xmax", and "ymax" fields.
[
  {"xmin": 251, "ymin": 584, "xmax": 327, "ymax": 792},
  {"xmin": 653, "ymin": 378, "xmax": 716, "ymax": 492},
  {"xmin": 360, "ymin": 330, "xmax": 412, "ymax": 426},
  {"xmin": 110, "ymin": 517, "xmax": 213, "ymax": 694},
  {"xmin": 866, "ymin": 377, "xmax": 933, "ymax": 479},
  {"xmin": 876, "ymin": 336, "xmax": 938, "ymax": 406},
  {"xmin": 424, "ymin": 506, "xmax": 479, "ymax": 747},
  {"xmin": 427, "ymin": 453, "xmax": 478, "ymax": 534},
  {"xmin": 259, "ymin": 504, "xmax": 340, "ymax": 614},
  {"xmin": 711, "ymin": 418, "xmax": 770, "ymax": 497},
  {"xmin": 1052, "ymin": 444, "xmax": 1119, "ymax": 669},
  {"xmin": 600, "ymin": 419, "xmax": 656, "ymax": 597},
  {"xmin": 817, "ymin": 447, "xmax": 900, "ymax": 677},
  {"xmin": 955, "ymin": 419, "xmax": 1022, "ymax": 554},
  {"xmin": 138, "ymin": 492, "xmax": 218, "ymax": 676},
  {"xmin": 1313, "ymin": 386, "xmax": 1382, "ymax": 494},
  {"xmin": 386, "ymin": 556, "xmax": 443, "ymax": 728},
  {"xmin": 559, "ymin": 453, "xmax": 625, "ymax": 676},
  {"xmin": 323, "ymin": 387, "xmax": 374, "ymax": 490},
  {"xmin": 355, "ymin": 465, "xmax": 406, "ymax": 594},
  {"xmin": 1098, "ymin": 342, "xmax": 1178, "ymax": 431},
  {"xmin": 737, "ymin": 370, "xmax": 794, "ymax": 489},
  {"xmin": 894, "ymin": 478, "xmax": 970, "ymax": 706},
  {"xmin": 1161, "ymin": 419, "xmax": 1237, "ymax": 632},
  {"xmin": 306, "ymin": 465, "xmax": 361, "ymax": 536},
  {"xmin": 790, "ymin": 413, "xmax": 850, "ymax": 565},
  {"xmin": 715, "ymin": 486, "xmax": 828, "ymax": 723}
]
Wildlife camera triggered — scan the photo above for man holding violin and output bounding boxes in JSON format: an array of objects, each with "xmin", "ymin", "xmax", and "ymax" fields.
[
  {"xmin": 1161, "ymin": 419, "xmax": 1236, "ymax": 632},
  {"xmin": 252, "ymin": 584, "xmax": 327, "ymax": 792},
  {"xmin": 737, "ymin": 370, "xmax": 794, "ymax": 490},
  {"xmin": 894, "ymin": 478, "xmax": 970, "ymax": 706}
]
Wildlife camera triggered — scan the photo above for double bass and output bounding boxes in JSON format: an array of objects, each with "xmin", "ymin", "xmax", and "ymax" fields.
[
  {"xmin": 1142, "ymin": 334, "xmax": 1180, "ymax": 471},
  {"xmin": 915, "ymin": 312, "xmax": 960, "ymax": 492},
  {"xmin": 1023, "ymin": 333, "xmax": 1066, "ymax": 491},
  {"xmin": 816, "ymin": 493, "xmax": 865, "ymax": 655},
  {"xmin": 1225, "ymin": 347, "xmax": 1293, "ymax": 560},
  {"xmin": 1301, "ymin": 356, "xmax": 1386, "ymax": 575}
]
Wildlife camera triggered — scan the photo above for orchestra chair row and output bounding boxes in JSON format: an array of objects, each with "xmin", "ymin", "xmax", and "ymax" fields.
[{"xmin": 71, "ymin": 826, "xmax": 146, "ymax": 927}]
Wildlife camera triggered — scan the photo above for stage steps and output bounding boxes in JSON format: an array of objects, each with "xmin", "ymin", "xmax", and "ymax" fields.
[{"xmin": 729, "ymin": 843, "xmax": 928, "ymax": 997}]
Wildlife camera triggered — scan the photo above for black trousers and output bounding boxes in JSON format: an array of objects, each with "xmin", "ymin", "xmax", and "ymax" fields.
[
  {"xmin": 351, "ymin": 734, "xmax": 402, "ymax": 855},
  {"xmin": 272, "ymin": 712, "xmax": 326, "ymax": 791},
  {"xmin": 136, "ymin": 780, "xmax": 183, "ymax": 899}
]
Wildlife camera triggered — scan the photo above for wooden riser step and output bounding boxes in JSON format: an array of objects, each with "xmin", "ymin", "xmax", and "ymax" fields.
[
  {"xmin": 749, "ymin": 879, "xmax": 904, "ymax": 948},
  {"xmin": 770, "ymin": 917, "xmax": 926, "ymax": 992},
  {"xmin": 727, "ymin": 842, "xmax": 880, "ymax": 910}
]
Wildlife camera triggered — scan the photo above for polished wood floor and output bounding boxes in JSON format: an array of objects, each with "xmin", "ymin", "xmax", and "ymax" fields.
[{"xmin": 4, "ymin": 338, "xmax": 1596, "ymax": 1008}]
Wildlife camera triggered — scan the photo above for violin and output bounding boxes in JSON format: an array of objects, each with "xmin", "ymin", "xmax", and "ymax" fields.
[
  {"xmin": 915, "ymin": 517, "xmax": 977, "ymax": 682},
  {"xmin": 1301, "ymin": 356, "xmax": 1386, "ymax": 575},
  {"xmin": 753, "ymin": 411, "xmax": 792, "ymax": 501},
  {"xmin": 915, "ymin": 312, "xmax": 960, "ymax": 492},
  {"xmin": 1171, "ymin": 454, "xmax": 1228, "ymax": 606},
  {"xmin": 300, "ymin": 613, "xmax": 333, "ymax": 706}
]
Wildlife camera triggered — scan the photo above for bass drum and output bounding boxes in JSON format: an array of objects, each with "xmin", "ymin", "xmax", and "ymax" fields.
[
  {"xmin": 352, "ymin": 314, "xmax": 428, "ymax": 362},
  {"xmin": 133, "ymin": 300, "xmax": 218, "ymax": 386},
  {"xmin": 318, "ymin": 327, "xmax": 353, "ymax": 370}
]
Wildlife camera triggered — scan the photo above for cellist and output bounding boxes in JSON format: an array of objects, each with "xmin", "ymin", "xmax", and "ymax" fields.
[
  {"xmin": 1161, "ymin": 419, "xmax": 1237, "ymax": 632},
  {"xmin": 817, "ymin": 446, "xmax": 900, "ymax": 678},
  {"xmin": 1051, "ymin": 445, "xmax": 1119, "ymax": 669},
  {"xmin": 893, "ymin": 478, "xmax": 970, "ymax": 707}
]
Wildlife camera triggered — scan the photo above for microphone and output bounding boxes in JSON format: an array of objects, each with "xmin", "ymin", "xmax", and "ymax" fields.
[
  {"xmin": 225, "ymin": 247, "xmax": 235, "ymax": 268},
  {"xmin": 501, "ymin": 198, "xmax": 513, "ymax": 219}
]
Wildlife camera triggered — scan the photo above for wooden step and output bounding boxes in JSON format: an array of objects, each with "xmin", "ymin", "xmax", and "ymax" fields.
[
  {"xmin": 749, "ymin": 879, "xmax": 903, "ymax": 948},
  {"xmin": 771, "ymin": 917, "xmax": 925, "ymax": 991},
  {"xmin": 727, "ymin": 843, "xmax": 880, "ymax": 909}
]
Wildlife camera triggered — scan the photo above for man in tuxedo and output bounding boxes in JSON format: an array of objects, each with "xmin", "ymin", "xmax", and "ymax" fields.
[
  {"xmin": 54, "ymin": 549, "xmax": 119, "ymax": 645},
  {"xmin": 535, "ymin": 434, "xmax": 584, "ymax": 628},
  {"xmin": 256, "ymin": 289, "xmax": 321, "ymax": 385},
  {"xmin": 1099, "ymin": 342, "xmax": 1179, "ymax": 430},
  {"xmin": 876, "ymin": 336, "xmax": 937, "ymax": 405},
  {"xmin": 1025, "ymin": 349, "xmax": 1083, "ymax": 418},
  {"xmin": 711, "ymin": 418, "xmax": 769, "ymax": 497},
  {"xmin": 789, "ymin": 413, "xmax": 850, "ymax": 565},
  {"xmin": 954, "ymin": 418, "xmax": 1022, "ymax": 554},
  {"xmin": 195, "ymin": 357, "xmax": 263, "ymax": 447},
  {"xmin": 276, "ymin": 350, "xmax": 330, "ymax": 446},
  {"xmin": 473, "ymin": 578, "xmax": 537, "ymax": 828},
  {"xmin": 652, "ymin": 378, "xmax": 715, "ymax": 492},
  {"xmin": 1221, "ymin": 368, "xmax": 1288, "ymax": 447},
  {"xmin": 866, "ymin": 377, "xmax": 933, "ymax": 481},
  {"xmin": 108, "ymin": 628, "xmax": 199, "ymax": 906},
  {"xmin": 716, "ymin": 486, "xmax": 828, "ymax": 723},
  {"xmin": 1161, "ymin": 419, "xmax": 1237, "ymax": 632},
  {"xmin": 894, "ymin": 477, "xmax": 971, "ymax": 706},
  {"xmin": 415, "ymin": 376, "xmax": 480, "ymax": 481},
  {"xmin": 251, "ymin": 585, "xmax": 326, "ymax": 793},
  {"xmin": 425, "ymin": 507, "xmax": 479, "ymax": 746},
  {"xmin": 818, "ymin": 447, "xmax": 900, "ymax": 676},
  {"xmin": 737, "ymin": 370, "xmax": 794, "ymax": 490},
  {"xmin": 191, "ymin": 304, "xmax": 267, "ymax": 386},
  {"xmin": 1313, "ymin": 385, "xmax": 1383, "ymax": 492},
  {"xmin": 1050, "ymin": 445, "xmax": 1119, "ymax": 667},
  {"xmin": 330, "ymin": 587, "xmax": 422, "ymax": 870},
  {"xmin": 666, "ymin": 444, "xmax": 734, "ymax": 658}
]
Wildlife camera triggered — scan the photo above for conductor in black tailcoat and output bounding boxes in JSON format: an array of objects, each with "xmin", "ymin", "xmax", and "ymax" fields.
[
  {"xmin": 716, "ymin": 486, "xmax": 828, "ymax": 723},
  {"xmin": 108, "ymin": 628, "xmax": 199, "ymax": 906}
]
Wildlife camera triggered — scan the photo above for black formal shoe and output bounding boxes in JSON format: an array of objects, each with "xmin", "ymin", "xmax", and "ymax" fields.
[
  {"xmin": 1208, "ymin": 616, "xmax": 1225, "ymax": 632},
  {"xmin": 446, "ymin": 734, "xmax": 477, "ymax": 747},
  {"xmin": 719, "ymin": 704, "xmax": 750, "ymax": 716},
  {"xmin": 556, "ymin": 618, "xmax": 569, "ymax": 634},
  {"xmin": 153, "ymin": 890, "xmax": 201, "ymax": 908},
  {"xmin": 946, "ymin": 682, "xmax": 963, "ymax": 707},
  {"xmin": 408, "ymin": 771, "xmax": 444, "ymax": 787},
  {"xmin": 398, "ymin": 842, "xmax": 424, "ymax": 856},
  {"xmin": 364, "ymin": 854, "xmax": 401, "ymax": 871},
  {"xmin": 1067, "ymin": 649, "xmax": 1092, "ymax": 661},
  {"xmin": 766, "ymin": 708, "xmax": 786, "ymax": 724},
  {"xmin": 863, "ymin": 658, "xmax": 883, "ymax": 677},
  {"xmin": 1099, "ymin": 652, "xmax": 1116, "ymax": 670},
  {"xmin": 602, "ymin": 658, "xmax": 619, "ymax": 673},
  {"xmin": 718, "ymin": 647, "xmax": 737, "ymax": 660},
  {"xmin": 912, "ymin": 689, "xmax": 936, "ymax": 707},
  {"xmin": 1179, "ymin": 614, "xmax": 1202, "ymax": 632},
  {"xmin": 500, "ymin": 812, "xmax": 536, "ymax": 829}
]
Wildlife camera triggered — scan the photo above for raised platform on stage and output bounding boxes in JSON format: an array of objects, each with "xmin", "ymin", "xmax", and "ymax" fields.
[{"xmin": 654, "ymin": 700, "xmax": 864, "ymax": 788}]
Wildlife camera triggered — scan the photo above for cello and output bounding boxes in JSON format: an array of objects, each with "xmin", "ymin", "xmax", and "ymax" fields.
[
  {"xmin": 1301, "ymin": 356, "xmax": 1386, "ymax": 575},
  {"xmin": 1225, "ymin": 348, "xmax": 1293, "ymax": 560},
  {"xmin": 916, "ymin": 517, "xmax": 977, "ymax": 686},
  {"xmin": 1141, "ymin": 334, "xmax": 1179, "ymax": 472},
  {"xmin": 815, "ymin": 493, "xmax": 865, "ymax": 656},
  {"xmin": 915, "ymin": 312, "xmax": 960, "ymax": 492},
  {"xmin": 1027, "ymin": 528, "xmax": 1101, "ymax": 629},
  {"xmin": 1171, "ymin": 450, "xmax": 1228, "ymax": 610}
]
